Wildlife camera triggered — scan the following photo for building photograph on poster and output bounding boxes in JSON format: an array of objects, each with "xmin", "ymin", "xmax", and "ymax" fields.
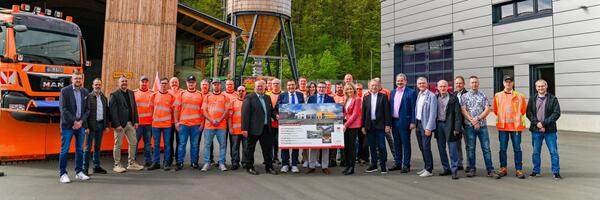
[{"xmin": 278, "ymin": 103, "xmax": 344, "ymax": 149}]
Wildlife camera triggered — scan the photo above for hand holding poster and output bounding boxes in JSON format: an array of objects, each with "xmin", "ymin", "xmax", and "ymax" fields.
[{"xmin": 278, "ymin": 103, "xmax": 344, "ymax": 149}]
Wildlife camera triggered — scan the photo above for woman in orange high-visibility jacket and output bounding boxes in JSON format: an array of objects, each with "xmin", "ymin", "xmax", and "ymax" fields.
[
  {"xmin": 133, "ymin": 76, "xmax": 154, "ymax": 166},
  {"xmin": 228, "ymin": 86, "xmax": 247, "ymax": 170},
  {"xmin": 173, "ymin": 76, "xmax": 204, "ymax": 170},
  {"xmin": 492, "ymin": 76, "xmax": 527, "ymax": 179},
  {"xmin": 147, "ymin": 78, "xmax": 176, "ymax": 171},
  {"xmin": 200, "ymin": 78, "xmax": 231, "ymax": 172}
]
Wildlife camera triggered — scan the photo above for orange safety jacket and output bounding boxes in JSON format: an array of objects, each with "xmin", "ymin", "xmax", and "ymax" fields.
[
  {"xmin": 202, "ymin": 92, "xmax": 231, "ymax": 130},
  {"xmin": 229, "ymin": 97, "xmax": 244, "ymax": 135},
  {"xmin": 333, "ymin": 93, "xmax": 345, "ymax": 104},
  {"xmin": 169, "ymin": 88, "xmax": 183, "ymax": 124},
  {"xmin": 150, "ymin": 91, "xmax": 175, "ymax": 128},
  {"xmin": 134, "ymin": 89, "xmax": 154, "ymax": 125},
  {"xmin": 177, "ymin": 90, "xmax": 204, "ymax": 126},
  {"xmin": 224, "ymin": 91, "xmax": 237, "ymax": 104},
  {"xmin": 493, "ymin": 90, "xmax": 527, "ymax": 132},
  {"xmin": 269, "ymin": 91, "xmax": 281, "ymax": 128}
]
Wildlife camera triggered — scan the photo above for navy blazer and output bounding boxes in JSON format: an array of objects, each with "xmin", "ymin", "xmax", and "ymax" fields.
[
  {"xmin": 59, "ymin": 84, "xmax": 90, "ymax": 130},
  {"xmin": 390, "ymin": 87, "xmax": 417, "ymax": 129},
  {"xmin": 275, "ymin": 91, "xmax": 305, "ymax": 110},
  {"xmin": 307, "ymin": 94, "xmax": 335, "ymax": 104}
]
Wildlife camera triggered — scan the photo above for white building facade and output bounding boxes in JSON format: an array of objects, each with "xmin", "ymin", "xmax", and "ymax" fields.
[{"xmin": 381, "ymin": 0, "xmax": 600, "ymax": 132}]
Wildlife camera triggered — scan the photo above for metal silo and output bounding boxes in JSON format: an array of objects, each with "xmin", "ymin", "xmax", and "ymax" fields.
[{"xmin": 227, "ymin": 0, "xmax": 299, "ymax": 82}]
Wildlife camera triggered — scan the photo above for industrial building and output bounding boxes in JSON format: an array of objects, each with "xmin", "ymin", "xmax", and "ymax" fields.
[{"xmin": 380, "ymin": 0, "xmax": 600, "ymax": 132}]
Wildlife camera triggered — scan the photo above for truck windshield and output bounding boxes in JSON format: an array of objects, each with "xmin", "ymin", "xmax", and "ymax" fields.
[{"xmin": 15, "ymin": 29, "xmax": 80, "ymax": 66}]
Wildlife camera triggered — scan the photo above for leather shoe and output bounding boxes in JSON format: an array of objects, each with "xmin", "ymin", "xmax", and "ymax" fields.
[
  {"xmin": 343, "ymin": 167, "xmax": 355, "ymax": 175},
  {"xmin": 231, "ymin": 165, "xmax": 240, "ymax": 170},
  {"xmin": 306, "ymin": 168, "xmax": 316, "ymax": 174},
  {"xmin": 439, "ymin": 170, "xmax": 452, "ymax": 176},
  {"xmin": 266, "ymin": 168, "xmax": 279, "ymax": 175},
  {"xmin": 389, "ymin": 165, "xmax": 402, "ymax": 171},
  {"xmin": 247, "ymin": 168, "xmax": 259, "ymax": 175},
  {"xmin": 322, "ymin": 168, "xmax": 331, "ymax": 175},
  {"xmin": 400, "ymin": 168, "xmax": 410, "ymax": 173},
  {"xmin": 93, "ymin": 167, "xmax": 107, "ymax": 174}
]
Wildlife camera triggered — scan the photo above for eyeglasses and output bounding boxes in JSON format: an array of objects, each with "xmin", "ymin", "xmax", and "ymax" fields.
[{"xmin": 238, "ymin": 90, "xmax": 246, "ymax": 92}]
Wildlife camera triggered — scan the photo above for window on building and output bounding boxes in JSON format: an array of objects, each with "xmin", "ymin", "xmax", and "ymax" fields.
[
  {"xmin": 494, "ymin": 66, "xmax": 514, "ymax": 94},
  {"xmin": 493, "ymin": 0, "xmax": 553, "ymax": 24},
  {"xmin": 394, "ymin": 35, "xmax": 453, "ymax": 92},
  {"xmin": 530, "ymin": 64, "xmax": 555, "ymax": 96}
]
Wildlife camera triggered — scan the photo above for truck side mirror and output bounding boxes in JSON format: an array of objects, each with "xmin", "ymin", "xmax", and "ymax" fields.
[{"xmin": 13, "ymin": 25, "xmax": 27, "ymax": 32}]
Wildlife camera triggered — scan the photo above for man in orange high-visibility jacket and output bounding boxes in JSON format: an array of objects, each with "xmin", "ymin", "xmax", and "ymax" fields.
[
  {"xmin": 493, "ymin": 75, "xmax": 527, "ymax": 179},
  {"xmin": 134, "ymin": 75, "xmax": 154, "ymax": 167},
  {"xmin": 200, "ymin": 78, "xmax": 231, "ymax": 172},
  {"xmin": 228, "ymin": 86, "xmax": 247, "ymax": 170},
  {"xmin": 333, "ymin": 81, "xmax": 345, "ymax": 104},
  {"xmin": 147, "ymin": 78, "xmax": 176, "ymax": 171},
  {"xmin": 269, "ymin": 78, "xmax": 282, "ymax": 165},
  {"xmin": 200, "ymin": 79, "xmax": 216, "ymax": 165},
  {"xmin": 174, "ymin": 75, "xmax": 204, "ymax": 171},
  {"xmin": 168, "ymin": 77, "xmax": 183, "ymax": 166},
  {"xmin": 224, "ymin": 79, "xmax": 237, "ymax": 103}
]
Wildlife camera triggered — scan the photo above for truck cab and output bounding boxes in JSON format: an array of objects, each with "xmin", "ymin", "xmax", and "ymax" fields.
[{"xmin": 0, "ymin": 5, "xmax": 88, "ymax": 120}]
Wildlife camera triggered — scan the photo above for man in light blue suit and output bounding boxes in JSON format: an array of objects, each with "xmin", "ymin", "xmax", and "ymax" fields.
[
  {"xmin": 389, "ymin": 73, "xmax": 417, "ymax": 173},
  {"xmin": 414, "ymin": 77, "xmax": 438, "ymax": 177}
]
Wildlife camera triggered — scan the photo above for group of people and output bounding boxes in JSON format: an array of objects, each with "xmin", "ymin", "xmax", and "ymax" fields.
[{"xmin": 56, "ymin": 71, "xmax": 562, "ymax": 184}]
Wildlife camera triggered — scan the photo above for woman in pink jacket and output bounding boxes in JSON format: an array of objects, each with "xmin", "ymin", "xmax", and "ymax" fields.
[{"xmin": 342, "ymin": 82, "xmax": 362, "ymax": 175}]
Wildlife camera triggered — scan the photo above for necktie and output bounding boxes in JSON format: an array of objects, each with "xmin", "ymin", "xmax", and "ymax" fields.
[
  {"xmin": 291, "ymin": 93, "xmax": 296, "ymax": 104},
  {"xmin": 319, "ymin": 95, "xmax": 323, "ymax": 104}
]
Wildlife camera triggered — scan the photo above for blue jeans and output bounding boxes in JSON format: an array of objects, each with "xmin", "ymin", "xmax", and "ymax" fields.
[
  {"xmin": 367, "ymin": 128, "xmax": 387, "ymax": 169},
  {"xmin": 152, "ymin": 127, "xmax": 172, "ymax": 165},
  {"xmin": 83, "ymin": 122, "xmax": 104, "ymax": 171},
  {"xmin": 532, "ymin": 131, "xmax": 560, "ymax": 174},
  {"xmin": 498, "ymin": 131, "xmax": 523, "ymax": 170},
  {"xmin": 448, "ymin": 141, "xmax": 460, "ymax": 173},
  {"xmin": 281, "ymin": 149, "xmax": 300, "ymax": 167},
  {"xmin": 416, "ymin": 122, "xmax": 433, "ymax": 172},
  {"xmin": 58, "ymin": 128, "xmax": 85, "ymax": 176},
  {"xmin": 204, "ymin": 129, "xmax": 227, "ymax": 165},
  {"xmin": 435, "ymin": 121, "xmax": 450, "ymax": 172},
  {"xmin": 392, "ymin": 120, "xmax": 411, "ymax": 168},
  {"xmin": 136, "ymin": 125, "xmax": 153, "ymax": 165},
  {"xmin": 466, "ymin": 126, "xmax": 494, "ymax": 172},
  {"xmin": 178, "ymin": 125, "xmax": 202, "ymax": 164}
]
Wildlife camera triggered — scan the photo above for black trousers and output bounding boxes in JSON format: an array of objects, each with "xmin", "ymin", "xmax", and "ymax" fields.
[
  {"xmin": 170, "ymin": 124, "xmax": 179, "ymax": 164},
  {"xmin": 245, "ymin": 125, "xmax": 274, "ymax": 169},
  {"xmin": 357, "ymin": 131, "xmax": 369, "ymax": 162},
  {"xmin": 271, "ymin": 127, "xmax": 279, "ymax": 161},
  {"xmin": 344, "ymin": 128, "xmax": 359, "ymax": 168}
]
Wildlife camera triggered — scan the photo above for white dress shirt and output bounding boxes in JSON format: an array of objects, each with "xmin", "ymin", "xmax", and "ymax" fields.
[
  {"xmin": 416, "ymin": 91, "xmax": 426, "ymax": 121},
  {"xmin": 96, "ymin": 94, "xmax": 103, "ymax": 121},
  {"xmin": 370, "ymin": 92, "xmax": 378, "ymax": 120}
]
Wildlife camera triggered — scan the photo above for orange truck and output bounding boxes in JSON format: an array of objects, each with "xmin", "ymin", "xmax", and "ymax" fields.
[{"xmin": 0, "ymin": 5, "xmax": 99, "ymax": 161}]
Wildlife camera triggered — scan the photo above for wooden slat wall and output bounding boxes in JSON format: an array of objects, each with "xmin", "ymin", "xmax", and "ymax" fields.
[{"xmin": 101, "ymin": 0, "xmax": 177, "ymax": 92}]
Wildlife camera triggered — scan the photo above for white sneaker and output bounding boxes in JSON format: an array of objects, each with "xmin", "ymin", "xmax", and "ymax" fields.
[
  {"xmin": 419, "ymin": 170, "xmax": 433, "ymax": 177},
  {"xmin": 291, "ymin": 166, "xmax": 300, "ymax": 173},
  {"xmin": 127, "ymin": 162, "xmax": 144, "ymax": 171},
  {"xmin": 417, "ymin": 169, "xmax": 426, "ymax": 175},
  {"xmin": 59, "ymin": 174, "xmax": 71, "ymax": 183},
  {"xmin": 219, "ymin": 164, "xmax": 228, "ymax": 171},
  {"xmin": 315, "ymin": 162, "xmax": 321, "ymax": 168},
  {"xmin": 75, "ymin": 172, "xmax": 90, "ymax": 181},
  {"xmin": 280, "ymin": 165, "xmax": 289, "ymax": 173},
  {"xmin": 201, "ymin": 163, "xmax": 210, "ymax": 171},
  {"xmin": 302, "ymin": 162, "xmax": 308, "ymax": 168},
  {"xmin": 113, "ymin": 165, "xmax": 127, "ymax": 173}
]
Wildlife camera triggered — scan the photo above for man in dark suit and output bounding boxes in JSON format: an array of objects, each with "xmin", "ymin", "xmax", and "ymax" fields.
[
  {"xmin": 83, "ymin": 78, "xmax": 109, "ymax": 176},
  {"xmin": 389, "ymin": 73, "xmax": 417, "ymax": 173},
  {"xmin": 435, "ymin": 80, "xmax": 463, "ymax": 179},
  {"xmin": 362, "ymin": 79, "xmax": 392, "ymax": 174},
  {"xmin": 306, "ymin": 82, "xmax": 336, "ymax": 175},
  {"xmin": 242, "ymin": 80, "xmax": 278, "ymax": 175},
  {"xmin": 109, "ymin": 76, "xmax": 143, "ymax": 173},
  {"xmin": 275, "ymin": 79, "xmax": 305, "ymax": 173},
  {"xmin": 58, "ymin": 71, "xmax": 90, "ymax": 183},
  {"xmin": 453, "ymin": 76, "xmax": 468, "ymax": 171}
]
